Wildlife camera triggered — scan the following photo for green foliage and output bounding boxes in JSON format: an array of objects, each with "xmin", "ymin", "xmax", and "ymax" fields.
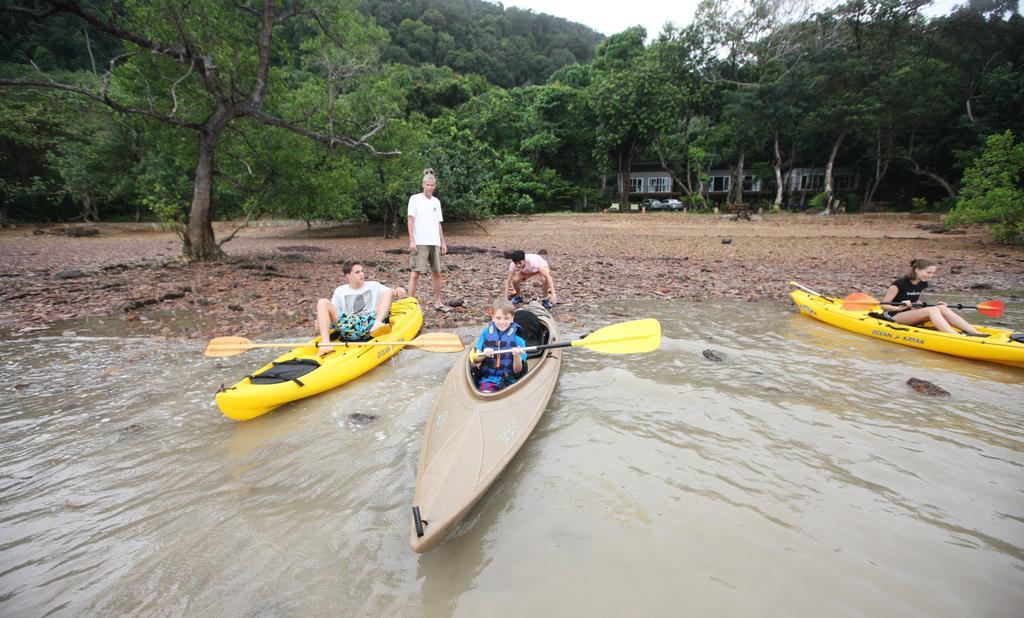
[
  {"xmin": 947, "ymin": 131, "xmax": 1024, "ymax": 244},
  {"xmin": 809, "ymin": 192, "xmax": 829, "ymax": 211},
  {"xmin": 3, "ymin": 0, "xmax": 1024, "ymax": 229},
  {"xmin": 364, "ymin": 0, "xmax": 602, "ymax": 87}
]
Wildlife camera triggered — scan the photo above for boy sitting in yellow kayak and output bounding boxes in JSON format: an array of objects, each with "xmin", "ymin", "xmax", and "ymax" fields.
[
  {"xmin": 314, "ymin": 260, "xmax": 406, "ymax": 355},
  {"xmin": 471, "ymin": 299, "xmax": 527, "ymax": 392}
]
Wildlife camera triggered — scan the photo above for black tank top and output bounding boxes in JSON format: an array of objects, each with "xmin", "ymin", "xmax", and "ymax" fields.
[{"xmin": 890, "ymin": 277, "xmax": 928, "ymax": 303}]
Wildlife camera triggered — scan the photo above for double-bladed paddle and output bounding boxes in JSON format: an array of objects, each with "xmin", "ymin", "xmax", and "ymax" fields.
[
  {"xmin": 204, "ymin": 332, "xmax": 465, "ymax": 357},
  {"xmin": 470, "ymin": 318, "xmax": 661, "ymax": 361},
  {"xmin": 841, "ymin": 292, "xmax": 1005, "ymax": 317}
]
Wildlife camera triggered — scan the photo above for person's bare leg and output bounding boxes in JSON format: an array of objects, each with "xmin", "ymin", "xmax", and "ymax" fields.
[
  {"xmin": 511, "ymin": 273, "xmax": 524, "ymax": 297},
  {"xmin": 369, "ymin": 290, "xmax": 396, "ymax": 335},
  {"xmin": 938, "ymin": 305, "xmax": 982, "ymax": 334},
  {"xmin": 408, "ymin": 271, "xmax": 420, "ymax": 299},
  {"xmin": 432, "ymin": 271, "xmax": 443, "ymax": 307},
  {"xmin": 315, "ymin": 298, "xmax": 339, "ymax": 355},
  {"xmin": 896, "ymin": 306, "xmax": 955, "ymax": 333}
]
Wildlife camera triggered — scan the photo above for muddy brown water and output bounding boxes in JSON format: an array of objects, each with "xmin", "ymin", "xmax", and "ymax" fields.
[{"xmin": 1, "ymin": 298, "xmax": 1022, "ymax": 616}]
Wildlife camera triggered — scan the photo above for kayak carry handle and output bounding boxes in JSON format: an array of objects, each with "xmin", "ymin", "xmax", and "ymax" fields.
[{"xmin": 412, "ymin": 506, "xmax": 427, "ymax": 538}]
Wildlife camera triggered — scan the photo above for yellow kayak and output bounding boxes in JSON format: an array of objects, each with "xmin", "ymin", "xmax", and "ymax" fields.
[
  {"xmin": 216, "ymin": 297, "xmax": 423, "ymax": 420},
  {"xmin": 790, "ymin": 286, "xmax": 1024, "ymax": 368}
]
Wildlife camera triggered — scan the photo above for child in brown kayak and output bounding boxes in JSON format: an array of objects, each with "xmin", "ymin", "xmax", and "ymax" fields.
[{"xmin": 471, "ymin": 299, "xmax": 527, "ymax": 392}]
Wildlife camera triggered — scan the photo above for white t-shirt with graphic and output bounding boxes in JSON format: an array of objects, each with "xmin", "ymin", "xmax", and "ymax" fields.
[
  {"xmin": 407, "ymin": 193, "xmax": 443, "ymax": 246},
  {"xmin": 331, "ymin": 281, "xmax": 388, "ymax": 317}
]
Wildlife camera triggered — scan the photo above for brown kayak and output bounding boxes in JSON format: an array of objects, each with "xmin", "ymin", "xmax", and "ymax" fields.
[{"xmin": 410, "ymin": 302, "xmax": 562, "ymax": 553}]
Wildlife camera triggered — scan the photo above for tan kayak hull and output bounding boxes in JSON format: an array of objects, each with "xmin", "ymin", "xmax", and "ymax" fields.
[{"xmin": 410, "ymin": 302, "xmax": 562, "ymax": 553}]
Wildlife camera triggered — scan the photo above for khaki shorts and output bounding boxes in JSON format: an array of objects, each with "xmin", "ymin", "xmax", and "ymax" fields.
[{"xmin": 410, "ymin": 245, "xmax": 442, "ymax": 273}]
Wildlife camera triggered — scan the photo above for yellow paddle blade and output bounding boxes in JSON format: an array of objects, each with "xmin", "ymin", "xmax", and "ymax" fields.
[
  {"xmin": 571, "ymin": 318, "xmax": 661, "ymax": 354},
  {"xmin": 205, "ymin": 336, "xmax": 261, "ymax": 357},
  {"xmin": 402, "ymin": 332, "xmax": 465, "ymax": 353}
]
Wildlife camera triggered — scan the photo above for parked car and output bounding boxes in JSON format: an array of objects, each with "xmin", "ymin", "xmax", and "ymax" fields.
[
  {"xmin": 641, "ymin": 198, "xmax": 662, "ymax": 210},
  {"xmin": 660, "ymin": 198, "xmax": 683, "ymax": 210}
]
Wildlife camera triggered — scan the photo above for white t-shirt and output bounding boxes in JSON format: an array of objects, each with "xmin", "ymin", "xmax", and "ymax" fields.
[
  {"xmin": 509, "ymin": 254, "xmax": 549, "ymax": 275},
  {"xmin": 407, "ymin": 193, "xmax": 443, "ymax": 246},
  {"xmin": 331, "ymin": 281, "xmax": 388, "ymax": 317}
]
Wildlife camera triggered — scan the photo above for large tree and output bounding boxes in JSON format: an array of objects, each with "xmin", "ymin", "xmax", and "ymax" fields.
[
  {"xmin": 588, "ymin": 27, "xmax": 668, "ymax": 207},
  {"xmin": 1, "ymin": 0, "xmax": 397, "ymax": 260}
]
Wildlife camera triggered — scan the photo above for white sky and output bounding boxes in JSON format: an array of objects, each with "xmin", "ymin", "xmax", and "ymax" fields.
[{"xmin": 497, "ymin": 0, "xmax": 968, "ymax": 39}]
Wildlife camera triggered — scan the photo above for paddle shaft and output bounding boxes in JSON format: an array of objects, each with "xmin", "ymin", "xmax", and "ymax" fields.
[
  {"xmin": 472, "ymin": 333, "xmax": 649, "ymax": 357},
  {"xmin": 204, "ymin": 332, "xmax": 466, "ymax": 356},
  {"xmin": 878, "ymin": 301, "xmax": 990, "ymax": 311},
  {"xmin": 790, "ymin": 281, "xmax": 824, "ymax": 297},
  {"xmin": 207, "ymin": 341, "xmax": 413, "ymax": 349},
  {"xmin": 474, "ymin": 340, "xmax": 573, "ymax": 358}
]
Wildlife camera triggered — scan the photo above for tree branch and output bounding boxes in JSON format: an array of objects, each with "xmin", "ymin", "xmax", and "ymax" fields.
[
  {"xmin": 169, "ymin": 62, "xmax": 194, "ymax": 116},
  {"xmin": 252, "ymin": 111, "xmax": 399, "ymax": 155},
  {"xmin": 32, "ymin": 0, "xmax": 224, "ymax": 96},
  {"xmin": 901, "ymin": 154, "xmax": 958, "ymax": 200},
  {"xmin": 0, "ymin": 77, "xmax": 202, "ymax": 130}
]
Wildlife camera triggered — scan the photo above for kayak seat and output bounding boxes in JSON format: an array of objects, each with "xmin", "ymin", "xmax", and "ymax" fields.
[
  {"xmin": 513, "ymin": 309, "xmax": 548, "ymax": 359},
  {"xmin": 1011, "ymin": 333, "xmax": 1024, "ymax": 344},
  {"xmin": 250, "ymin": 358, "xmax": 321, "ymax": 386},
  {"xmin": 868, "ymin": 311, "xmax": 894, "ymax": 322}
]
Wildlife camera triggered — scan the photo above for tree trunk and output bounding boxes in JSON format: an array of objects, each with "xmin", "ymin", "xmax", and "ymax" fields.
[
  {"xmin": 732, "ymin": 148, "xmax": 746, "ymax": 207},
  {"xmin": 81, "ymin": 193, "xmax": 99, "ymax": 222},
  {"xmin": 902, "ymin": 155, "xmax": 958, "ymax": 200},
  {"xmin": 772, "ymin": 129, "xmax": 784, "ymax": 209},
  {"xmin": 824, "ymin": 129, "xmax": 847, "ymax": 215},
  {"xmin": 865, "ymin": 126, "xmax": 891, "ymax": 208},
  {"xmin": 655, "ymin": 132, "xmax": 693, "ymax": 201},
  {"xmin": 379, "ymin": 165, "xmax": 398, "ymax": 239},
  {"xmin": 618, "ymin": 150, "xmax": 632, "ymax": 208},
  {"xmin": 184, "ymin": 129, "xmax": 226, "ymax": 260}
]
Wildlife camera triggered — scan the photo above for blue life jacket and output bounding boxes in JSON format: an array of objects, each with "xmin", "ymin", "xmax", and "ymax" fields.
[{"xmin": 477, "ymin": 322, "xmax": 523, "ymax": 382}]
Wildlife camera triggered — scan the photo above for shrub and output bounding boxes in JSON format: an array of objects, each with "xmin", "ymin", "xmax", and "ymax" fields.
[{"xmin": 947, "ymin": 131, "xmax": 1024, "ymax": 244}]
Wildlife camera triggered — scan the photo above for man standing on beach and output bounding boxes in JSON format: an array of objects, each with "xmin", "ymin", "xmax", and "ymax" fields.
[{"xmin": 407, "ymin": 168, "xmax": 449, "ymax": 312}]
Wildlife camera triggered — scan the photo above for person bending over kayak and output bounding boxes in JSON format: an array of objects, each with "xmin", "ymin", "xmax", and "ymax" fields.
[
  {"xmin": 504, "ymin": 250, "xmax": 557, "ymax": 309},
  {"xmin": 471, "ymin": 299, "xmax": 527, "ymax": 392},
  {"xmin": 315, "ymin": 260, "xmax": 406, "ymax": 355},
  {"xmin": 879, "ymin": 258, "xmax": 987, "ymax": 337}
]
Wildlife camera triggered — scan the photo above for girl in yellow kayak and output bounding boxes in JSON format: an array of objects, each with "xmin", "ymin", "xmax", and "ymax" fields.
[{"xmin": 879, "ymin": 258, "xmax": 988, "ymax": 337}]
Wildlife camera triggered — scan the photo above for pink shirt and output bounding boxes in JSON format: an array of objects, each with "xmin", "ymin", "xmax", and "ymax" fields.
[{"xmin": 508, "ymin": 253, "xmax": 548, "ymax": 275}]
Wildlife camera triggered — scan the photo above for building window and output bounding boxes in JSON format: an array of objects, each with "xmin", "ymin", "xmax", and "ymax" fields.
[
  {"xmin": 800, "ymin": 174, "xmax": 824, "ymax": 191},
  {"xmin": 629, "ymin": 177, "xmax": 643, "ymax": 193},
  {"xmin": 835, "ymin": 173, "xmax": 856, "ymax": 190},
  {"xmin": 710, "ymin": 176, "xmax": 730, "ymax": 192},
  {"xmin": 649, "ymin": 176, "xmax": 671, "ymax": 193},
  {"xmin": 742, "ymin": 175, "xmax": 759, "ymax": 191}
]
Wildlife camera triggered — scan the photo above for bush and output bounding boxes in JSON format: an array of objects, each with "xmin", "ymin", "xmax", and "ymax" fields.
[
  {"xmin": 947, "ymin": 131, "xmax": 1024, "ymax": 244},
  {"xmin": 838, "ymin": 192, "xmax": 861, "ymax": 213}
]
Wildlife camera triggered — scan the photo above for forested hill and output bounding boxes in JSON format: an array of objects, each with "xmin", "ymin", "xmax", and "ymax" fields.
[
  {"xmin": 0, "ymin": 0, "xmax": 603, "ymax": 86},
  {"xmin": 363, "ymin": 0, "xmax": 604, "ymax": 87}
]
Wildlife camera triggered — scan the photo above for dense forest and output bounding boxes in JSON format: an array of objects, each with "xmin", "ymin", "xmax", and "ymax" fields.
[{"xmin": 1, "ymin": 0, "xmax": 1023, "ymax": 258}]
